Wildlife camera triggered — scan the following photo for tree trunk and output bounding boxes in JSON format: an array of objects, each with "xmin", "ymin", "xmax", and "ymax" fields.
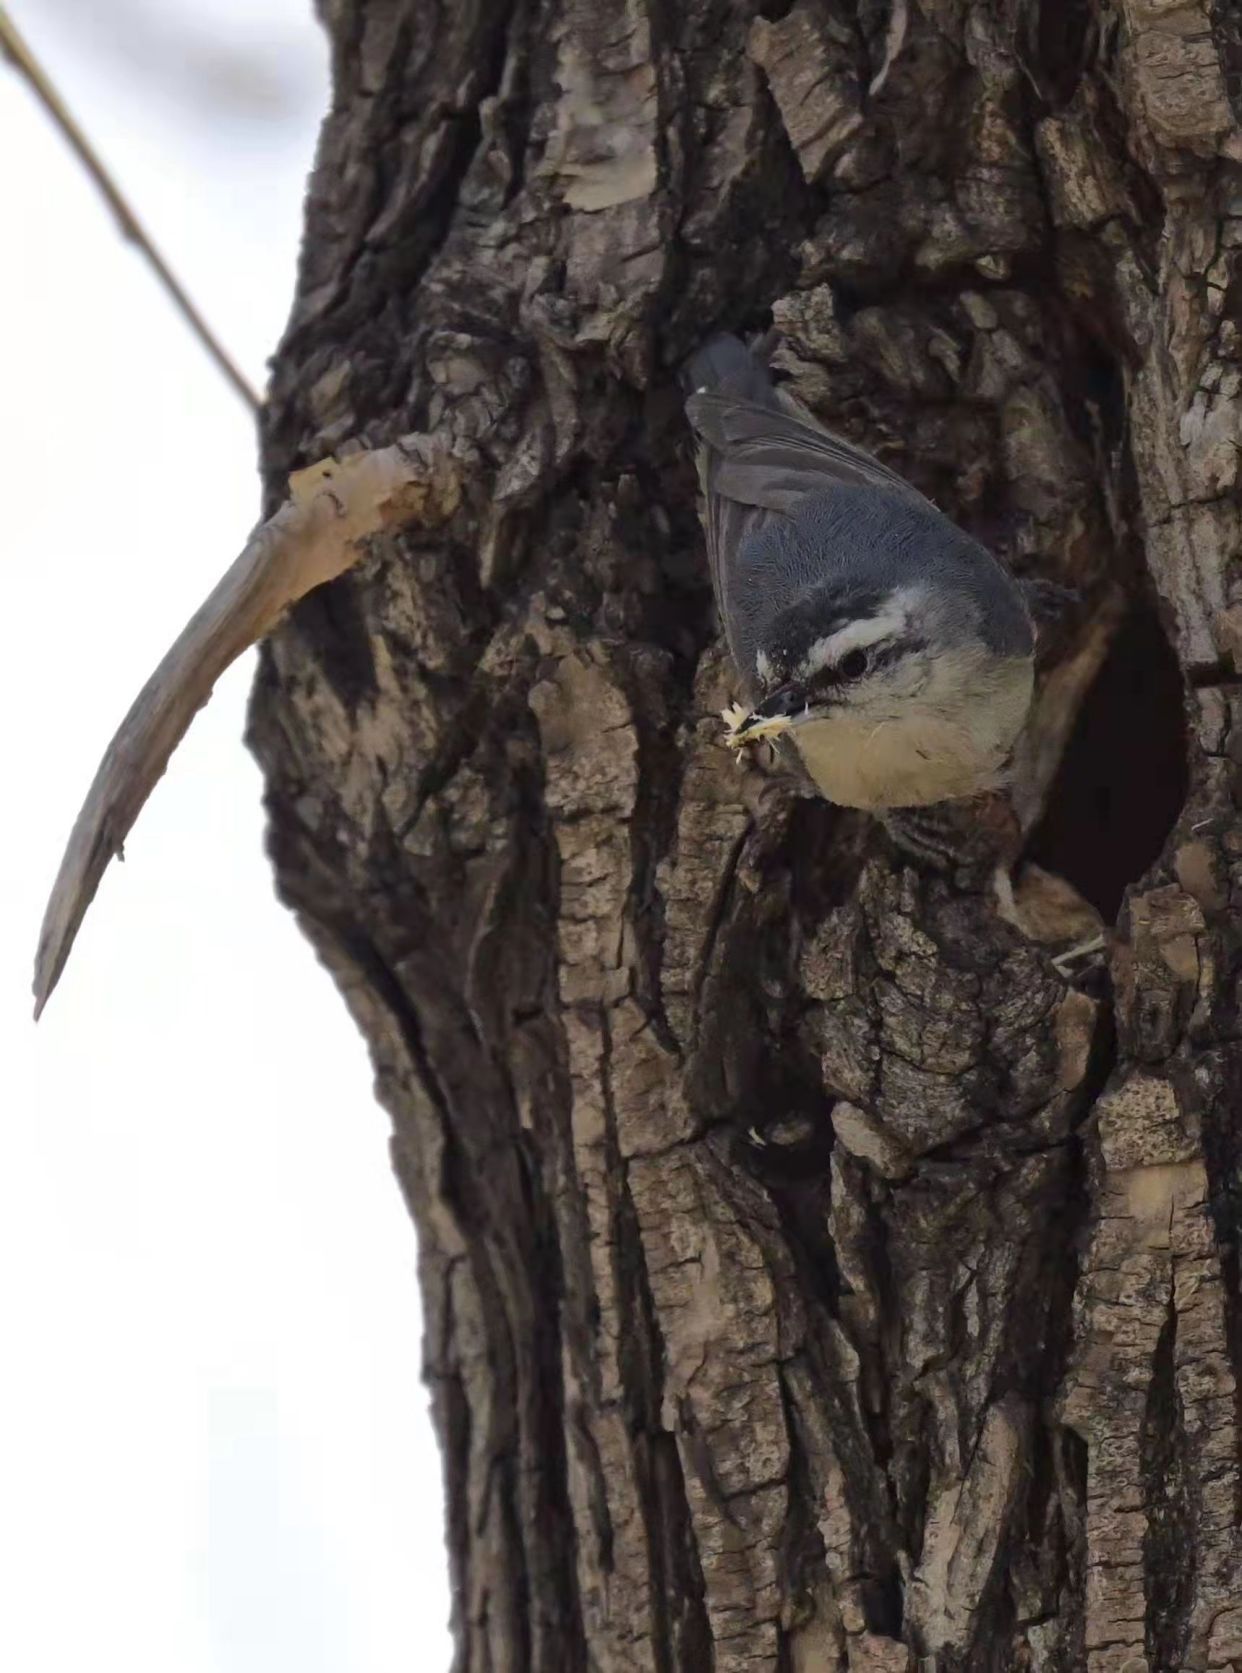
[{"xmin": 249, "ymin": 2, "xmax": 1242, "ymax": 1667}]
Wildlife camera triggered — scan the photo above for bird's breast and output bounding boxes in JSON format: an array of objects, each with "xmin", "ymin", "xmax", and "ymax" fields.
[{"xmin": 791, "ymin": 661, "xmax": 1033, "ymax": 810}]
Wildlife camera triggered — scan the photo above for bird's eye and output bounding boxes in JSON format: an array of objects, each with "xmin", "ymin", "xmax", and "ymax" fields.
[{"xmin": 839, "ymin": 647, "xmax": 869, "ymax": 680}]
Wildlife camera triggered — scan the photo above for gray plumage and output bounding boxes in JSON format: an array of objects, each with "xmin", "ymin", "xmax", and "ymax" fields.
[
  {"xmin": 684, "ymin": 334, "xmax": 1040, "ymax": 811},
  {"xmin": 685, "ymin": 334, "xmax": 1032, "ymax": 684}
]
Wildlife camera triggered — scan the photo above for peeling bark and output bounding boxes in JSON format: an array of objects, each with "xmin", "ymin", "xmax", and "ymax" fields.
[{"xmin": 250, "ymin": 2, "xmax": 1242, "ymax": 1667}]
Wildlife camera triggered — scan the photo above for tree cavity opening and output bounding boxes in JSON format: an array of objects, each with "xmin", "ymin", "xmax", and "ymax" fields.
[{"xmin": 1025, "ymin": 597, "xmax": 1188, "ymax": 923}]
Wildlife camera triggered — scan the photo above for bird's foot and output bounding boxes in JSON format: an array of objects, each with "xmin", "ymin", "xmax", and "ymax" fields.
[
  {"xmin": 993, "ymin": 863, "xmax": 1108, "ymax": 976},
  {"xmin": 1050, "ymin": 932, "xmax": 1108, "ymax": 976}
]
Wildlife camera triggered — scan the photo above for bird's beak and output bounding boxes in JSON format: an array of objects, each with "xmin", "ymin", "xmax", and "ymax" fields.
[{"xmin": 725, "ymin": 684, "xmax": 804, "ymax": 745}]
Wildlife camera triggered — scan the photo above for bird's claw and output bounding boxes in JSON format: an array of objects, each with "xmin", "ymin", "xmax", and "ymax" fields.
[{"xmin": 1051, "ymin": 932, "xmax": 1107, "ymax": 975}]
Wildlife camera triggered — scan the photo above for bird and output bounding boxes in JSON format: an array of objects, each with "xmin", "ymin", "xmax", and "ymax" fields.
[{"xmin": 684, "ymin": 332, "xmax": 1056, "ymax": 814}]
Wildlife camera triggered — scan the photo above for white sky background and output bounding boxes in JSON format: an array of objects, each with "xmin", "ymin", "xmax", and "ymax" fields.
[{"xmin": 0, "ymin": 3, "xmax": 451, "ymax": 1669}]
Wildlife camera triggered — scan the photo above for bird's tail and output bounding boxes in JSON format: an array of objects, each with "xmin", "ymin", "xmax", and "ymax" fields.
[{"xmin": 682, "ymin": 332, "xmax": 778, "ymax": 405}]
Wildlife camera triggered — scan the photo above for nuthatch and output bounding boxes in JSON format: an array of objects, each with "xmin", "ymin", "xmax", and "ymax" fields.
[{"xmin": 686, "ymin": 334, "xmax": 1050, "ymax": 812}]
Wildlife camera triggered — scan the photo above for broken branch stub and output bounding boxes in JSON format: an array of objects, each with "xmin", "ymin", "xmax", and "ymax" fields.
[{"xmin": 32, "ymin": 434, "xmax": 459, "ymax": 1019}]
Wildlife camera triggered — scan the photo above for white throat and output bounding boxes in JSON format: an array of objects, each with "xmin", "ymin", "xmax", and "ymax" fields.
[{"xmin": 790, "ymin": 655, "xmax": 1033, "ymax": 809}]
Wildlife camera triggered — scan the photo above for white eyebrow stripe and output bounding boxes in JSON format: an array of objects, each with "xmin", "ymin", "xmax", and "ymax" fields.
[{"xmin": 799, "ymin": 609, "xmax": 908, "ymax": 677}]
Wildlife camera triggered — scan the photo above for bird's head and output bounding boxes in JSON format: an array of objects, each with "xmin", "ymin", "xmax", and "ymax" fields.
[
  {"xmin": 733, "ymin": 582, "xmax": 944, "ymax": 743},
  {"xmin": 719, "ymin": 491, "xmax": 1038, "ymax": 804}
]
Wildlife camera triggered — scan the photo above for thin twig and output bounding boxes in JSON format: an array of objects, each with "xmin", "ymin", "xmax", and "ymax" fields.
[
  {"xmin": 32, "ymin": 436, "xmax": 460, "ymax": 1018},
  {"xmin": 0, "ymin": 4, "xmax": 262, "ymax": 413}
]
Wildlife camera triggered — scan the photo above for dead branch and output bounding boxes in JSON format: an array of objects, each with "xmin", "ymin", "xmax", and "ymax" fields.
[
  {"xmin": 32, "ymin": 435, "xmax": 460, "ymax": 1018},
  {"xmin": 0, "ymin": 3, "xmax": 261, "ymax": 413}
]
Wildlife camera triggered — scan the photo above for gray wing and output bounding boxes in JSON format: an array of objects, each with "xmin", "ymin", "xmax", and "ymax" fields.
[
  {"xmin": 685, "ymin": 380, "xmax": 924, "ymax": 673},
  {"xmin": 686, "ymin": 386, "xmax": 919, "ymax": 512}
]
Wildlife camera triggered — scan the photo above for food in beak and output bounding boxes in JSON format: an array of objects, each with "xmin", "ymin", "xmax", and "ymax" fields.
[{"xmin": 721, "ymin": 700, "xmax": 794, "ymax": 751}]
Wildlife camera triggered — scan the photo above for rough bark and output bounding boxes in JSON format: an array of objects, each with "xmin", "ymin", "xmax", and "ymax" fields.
[{"xmin": 249, "ymin": 2, "xmax": 1242, "ymax": 1668}]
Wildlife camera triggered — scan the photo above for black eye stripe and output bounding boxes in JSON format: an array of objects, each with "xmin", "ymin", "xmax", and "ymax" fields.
[
  {"xmin": 808, "ymin": 656, "xmax": 861, "ymax": 688},
  {"xmin": 806, "ymin": 636, "xmax": 926, "ymax": 685}
]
